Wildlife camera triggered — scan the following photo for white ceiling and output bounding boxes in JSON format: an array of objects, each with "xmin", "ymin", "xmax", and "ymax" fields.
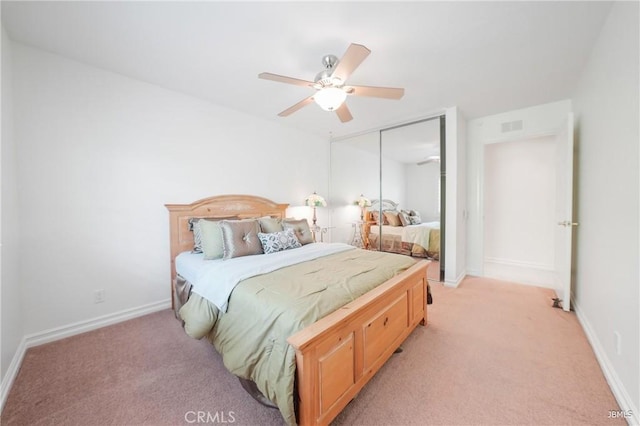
[{"xmin": 1, "ymin": 1, "xmax": 612, "ymax": 140}]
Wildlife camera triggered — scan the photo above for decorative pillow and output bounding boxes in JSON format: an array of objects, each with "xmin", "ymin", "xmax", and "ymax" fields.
[
  {"xmin": 258, "ymin": 216, "xmax": 284, "ymax": 234},
  {"xmin": 370, "ymin": 210, "xmax": 380, "ymax": 225},
  {"xmin": 282, "ymin": 219, "xmax": 314, "ymax": 245},
  {"xmin": 190, "ymin": 216, "xmax": 237, "ymax": 253},
  {"xmin": 383, "ymin": 211, "xmax": 402, "ymax": 226},
  {"xmin": 409, "ymin": 210, "xmax": 422, "ymax": 225},
  {"xmin": 219, "ymin": 219, "xmax": 263, "ymax": 260},
  {"xmin": 371, "ymin": 211, "xmax": 389, "ymax": 225},
  {"xmin": 199, "ymin": 220, "xmax": 224, "ymax": 260},
  {"xmin": 398, "ymin": 211, "xmax": 411, "ymax": 227},
  {"xmin": 258, "ymin": 229, "xmax": 302, "ymax": 254},
  {"xmin": 189, "ymin": 218, "xmax": 204, "ymax": 253}
]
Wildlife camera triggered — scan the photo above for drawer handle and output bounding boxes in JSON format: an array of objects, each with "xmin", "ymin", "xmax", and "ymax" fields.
[{"xmin": 383, "ymin": 317, "xmax": 389, "ymax": 326}]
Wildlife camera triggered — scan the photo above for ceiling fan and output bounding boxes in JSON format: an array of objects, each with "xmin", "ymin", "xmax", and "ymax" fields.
[{"xmin": 258, "ymin": 43, "xmax": 404, "ymax": 123}]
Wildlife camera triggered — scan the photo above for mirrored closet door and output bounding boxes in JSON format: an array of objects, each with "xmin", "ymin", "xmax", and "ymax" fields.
[
  {"xmin": 329, "ymin": 131, "xmax": 380, "ymax": 247},
  {"xmin": 330, "ymin": 115, "xmax": 445, "ymax": 280}
]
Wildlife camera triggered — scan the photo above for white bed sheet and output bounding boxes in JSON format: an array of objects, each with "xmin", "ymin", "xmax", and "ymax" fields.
[
  {"xmin": 369, "ymin": 221, "xmax": 439, "ymax": 249},
  {"xmin": 176, "ymin": 242, "xmax": 355, "ymax": 312},
  {"xmin": 175, "ymin": 251, "xmax": 210, "ymax": 285}
]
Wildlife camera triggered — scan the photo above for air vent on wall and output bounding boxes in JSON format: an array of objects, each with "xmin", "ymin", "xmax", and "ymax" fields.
[{"xmin": 501, "ymin": 120, "xmax": 523, "ymax": 133}]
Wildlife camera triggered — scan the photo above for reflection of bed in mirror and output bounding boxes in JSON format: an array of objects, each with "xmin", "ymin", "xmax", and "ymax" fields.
[{"xmin": 364, "ymin": 199, "xmax": 440, "ymax": 260}]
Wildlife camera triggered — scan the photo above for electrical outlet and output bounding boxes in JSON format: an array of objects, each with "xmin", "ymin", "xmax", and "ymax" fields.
[
  {"xmin": 614, "ymin": 331, "xmax": 622, "ymax": 355},
  {"xmin": 94, "ymin": 289, "xmax": 105, "ymax": 304}
]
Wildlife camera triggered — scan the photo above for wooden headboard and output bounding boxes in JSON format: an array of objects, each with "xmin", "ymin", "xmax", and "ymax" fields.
[
  {"xmin": 164, "ymin": 194, "xmax": 289, "ymax": 307},
  {"xmin": 364, "ymin": 199, "xmax": 399, "ymax": 222},
  {"xmin": 370, "ymin": 199, "xmax": 399, "ymax": 212}
]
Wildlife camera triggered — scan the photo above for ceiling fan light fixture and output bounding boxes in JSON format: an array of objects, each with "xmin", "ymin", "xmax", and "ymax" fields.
[
  {"xmin": 259, "ymin": 43, "xmax": 403, "ymax": 121},
  {"xmin": 313, "ymin": 87, "xmax": 347, "ymax": 111}
]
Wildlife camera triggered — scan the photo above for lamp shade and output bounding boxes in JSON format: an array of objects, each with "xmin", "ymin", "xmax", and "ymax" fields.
[
  {"xmin": 313, "ymin": 88, "xmax": 347, "ymax": 111},
  {"xmin": 355, "ymin": 194, "xmax": 372, "ymax": 208},
  {"xmin": 305, "ymin": 192, "xmax": 327, "ymax": 207}
]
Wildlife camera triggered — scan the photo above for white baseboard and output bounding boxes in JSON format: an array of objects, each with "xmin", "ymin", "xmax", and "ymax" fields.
[
  {"xmin": 0, "ymin": 298, "xmax": 171, "ymax": 412},
  {"xmin": 465, "ymin": 268, "xmax": 483, "ymax": 277},
  {"xmin": 24, "ymin": 299, "xmax": 171, "ymax": 347},
  {"xmin": 0, "ymin": 336, "xmax": 27, "ymax": 414},
  {"xmin": 573, "ymin": 298, "xmax": 640, "ymax": 426},
  {"xmin": 484, "ymin": 257, "xmax": 555, "ymax": 288},
  {"xmin": 444, "ymin": 270, "xmax": 466, "ymax": 288}
]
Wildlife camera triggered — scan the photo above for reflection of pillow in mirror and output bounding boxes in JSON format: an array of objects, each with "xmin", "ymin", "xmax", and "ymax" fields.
[
  {"xmin": 258, "ymin": 216, "xmax": 283, "ymax": 233},
  {"xmin": 409, "ymin": 211, "xmax": 422, "ymax": 225},
  {"xmin": 371, "ymin": 211, "xmax": 390, "ymax": 225},
  {"xmin": 398, "ymin": 211, "xmax": 411, "ymax": 226},
  {"xmin": 371, "ymin": 211, "xmax": 380, "ymax": 224},
  {"xmin": 282, "ymin": 219, "xmax": 314, "ymax": 245},
  {"xmin": 382, "ymin": 212, "xmax": 390, "ymax": 225},
  {"xmin": 220, "ymin": 219, "xmax": 263, "ymax": 260},
  {"xmin": 384, "ymin": 211, "xmax": 402, "ymax": 226}
]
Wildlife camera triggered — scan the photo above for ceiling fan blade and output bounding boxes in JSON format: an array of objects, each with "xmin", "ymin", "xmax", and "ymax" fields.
[
  {"xmin": 259, "ymin": 72, "xmax": 314, "ymax": 88},
  {"xmin": 346, "ymin": 85, "xmax": 405, "ymax": 99},
  {"xmin": 335, "ymin": 103, "xmax": 353, "ymax": 123},
  {"xmin": 332, "ymin": 43, "xmax": 371, "ymax": 82},
  {"xmin": 278, "ymin": 96, "xmax": 315, "ymax": 117}
]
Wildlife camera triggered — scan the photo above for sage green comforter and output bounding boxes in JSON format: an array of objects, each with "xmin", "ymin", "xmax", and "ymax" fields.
[{"xmin": 179, "ymin": 247, "xmax": 416, "ymax": 425}]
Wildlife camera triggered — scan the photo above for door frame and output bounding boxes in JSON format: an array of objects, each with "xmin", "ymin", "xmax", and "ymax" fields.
[
  {"xmin": 553, "ymin": 113, "xmax": 575, "ymax": 311},
  {"xmin": 478, "ymin": 120, "xmax": 574, "ymax": 300}
]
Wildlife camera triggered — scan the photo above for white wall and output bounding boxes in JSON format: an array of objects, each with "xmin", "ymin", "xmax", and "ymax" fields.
[
  {"xmin": 381, "ymin": 153, "xmax": 406, "ymax": 208},
  {"xmin": 9, "ymin": 42, "xmax": 329, "ymax": 342},
  {"xmin": 329, "ymin": 134, "xmax": 379, "ymax": 243},
  {"xmin": 466, "ymin": 100, "xmax": 572, "ymax": 277},
  {"xmin": 483, "ymin": 136, "xmax": 556, "ymax": 285},
  {"xmin": 571, "ymin": 1, "xmax": 639, "ymax": 420},
  {"xmin": 405, "ymin": 162, "xmax": 439, "ymax": 222},
  {"xmin": 1, "ymin": 25, "xmax": 24, "ymax": 399},
  {"xmin": 329, "ymin": 130, "xmax": 407, "ymax": 244}
]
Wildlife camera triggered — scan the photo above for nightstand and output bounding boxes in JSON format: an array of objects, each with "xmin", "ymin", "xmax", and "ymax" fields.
[{"xmin": 350, "ymin": 221, "xmax": 365, "ymax": 248}]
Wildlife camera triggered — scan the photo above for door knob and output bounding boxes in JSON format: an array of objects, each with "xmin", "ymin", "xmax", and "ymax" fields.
[{"xmin": 557, "ymin": 221, "xmax": 579, "ymax": 227}]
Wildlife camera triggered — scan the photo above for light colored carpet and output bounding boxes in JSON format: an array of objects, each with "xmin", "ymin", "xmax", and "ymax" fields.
[
  {"xmin": 334, "ymin": 275, "xmax": 623, "ymax": 425},
  {"xmin": 2, "ymin": 267, "xmax": 622, "ymax": 425}
]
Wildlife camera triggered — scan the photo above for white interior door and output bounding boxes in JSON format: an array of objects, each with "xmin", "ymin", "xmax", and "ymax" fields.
[{"xmin": 553, "ymin": 113, "xmax": 576, "ymax": 311}]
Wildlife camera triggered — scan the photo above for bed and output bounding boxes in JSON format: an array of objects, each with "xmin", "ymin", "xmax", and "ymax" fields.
[
  {"xmin": 363, "ymin": 199, "xmax": 440, "ymax": 260},
  {"xmin": 165, "ymin": 195, "xmax": 429, "ymax": 426}
]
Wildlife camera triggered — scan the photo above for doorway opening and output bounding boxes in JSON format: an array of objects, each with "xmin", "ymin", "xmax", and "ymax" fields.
[{"xmin": 483, "ymin": 136, "xmax": 557, "ymax": 286}]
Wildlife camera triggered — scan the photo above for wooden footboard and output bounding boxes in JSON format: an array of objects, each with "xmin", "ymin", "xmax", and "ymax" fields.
[{"xmin": 287, "ymin": 260, "xmax": 429, "ymax": 426}]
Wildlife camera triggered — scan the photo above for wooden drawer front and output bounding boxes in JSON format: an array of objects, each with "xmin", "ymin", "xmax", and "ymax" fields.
[
  {"xmin": 318, "ymin": 332, "xmax": 355, "ymax": 415},
  {"xmin": 410, "ymin": 278, "xmax": 425, "ymax": 325},
  {"xmin": 363, "ymin": 294, "xmax": 408, "ymax": 371}
]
